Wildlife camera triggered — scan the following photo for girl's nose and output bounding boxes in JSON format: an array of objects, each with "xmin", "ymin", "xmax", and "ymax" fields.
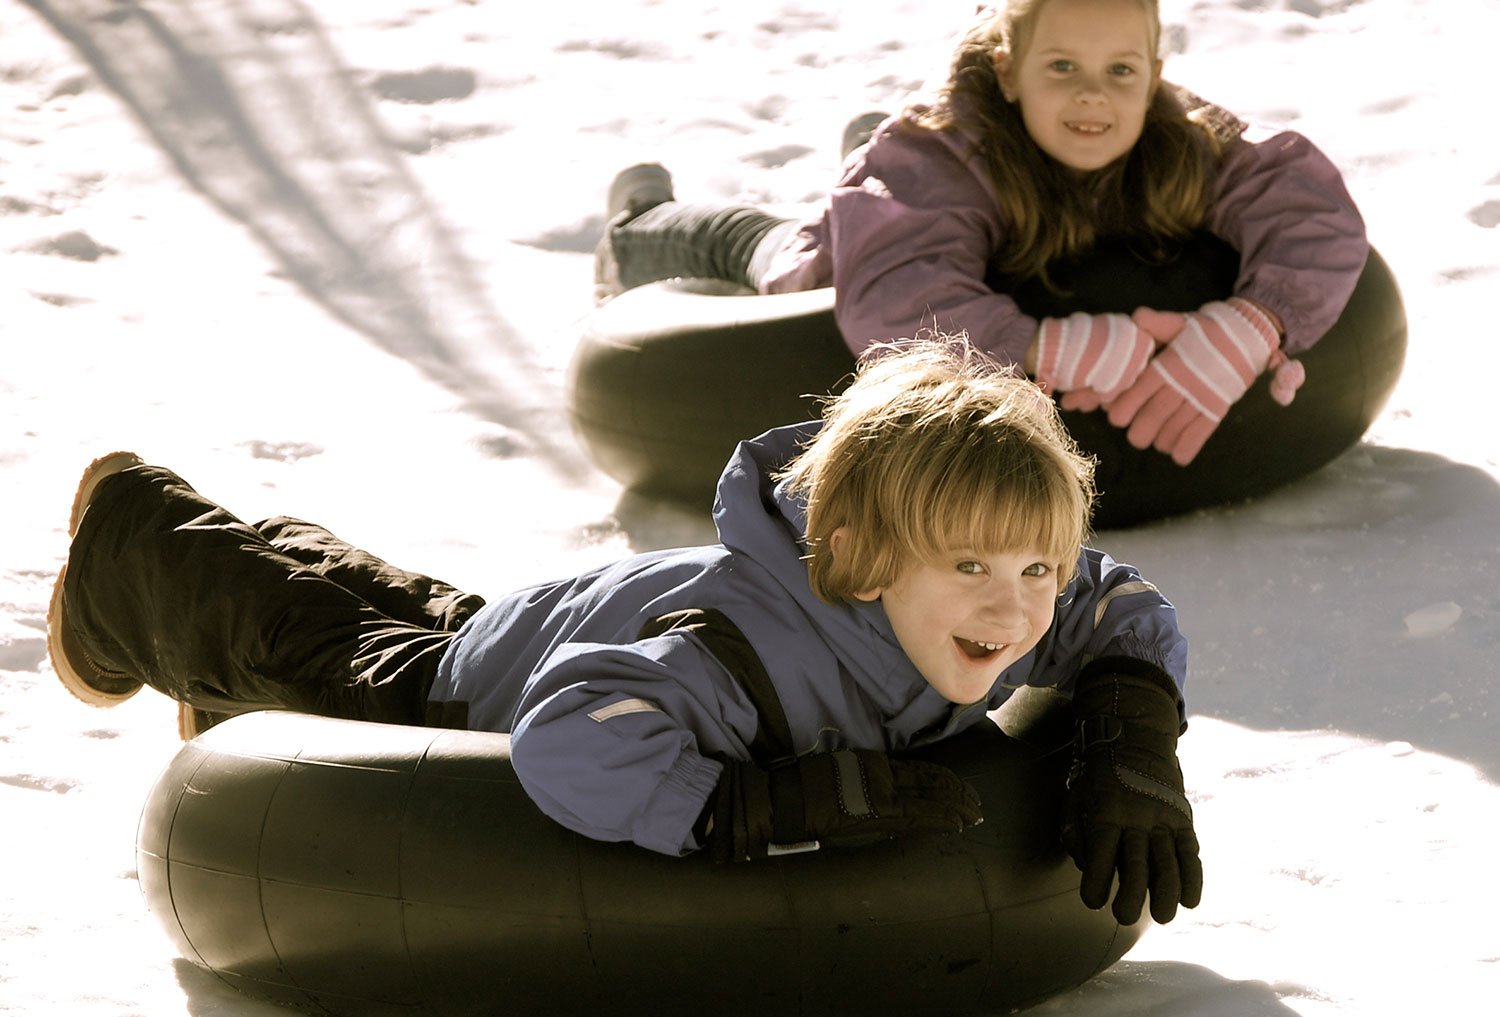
[{"xmin": 1075, "ymin": 75, "xmax": 1106, "ymax": 102}]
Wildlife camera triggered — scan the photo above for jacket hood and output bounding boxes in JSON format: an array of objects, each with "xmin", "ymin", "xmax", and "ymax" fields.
[
  {"xmin": 710, "ymin": 423, "xmax": 962, "ymax": 729},
  {"xmin": 710, "ymin": 421, "xmax": 817, "ymax": 576}
]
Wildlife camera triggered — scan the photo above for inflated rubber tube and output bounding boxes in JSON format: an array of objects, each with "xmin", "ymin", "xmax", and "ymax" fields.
[
  {"xmin": 566, "ymin": 241, "xmax": 1407, "ymax": 529},
  {"xmin": 136, "ymin": 697, "xmax": 1141, "ymax": 1017}
]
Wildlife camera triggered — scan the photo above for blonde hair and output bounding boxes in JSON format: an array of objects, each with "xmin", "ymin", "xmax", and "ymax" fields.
[
  {"xmin": 912, "ymin": 0, "xmax": 1222, "ymax": 290},
  {"xmin": 779, "ymin": 339, "xmax": 1096, "ymax": 603}
]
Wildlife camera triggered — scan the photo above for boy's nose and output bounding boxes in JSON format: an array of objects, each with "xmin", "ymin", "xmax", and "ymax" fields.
[{"xmin": 979, "ymin": 586, "xmax": 1028, "ymax": 629}]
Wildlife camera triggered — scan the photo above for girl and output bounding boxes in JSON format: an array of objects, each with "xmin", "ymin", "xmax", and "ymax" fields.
[{"xmin": 595, "ymin": 0, "xmax": 1379, "ymax": 506}]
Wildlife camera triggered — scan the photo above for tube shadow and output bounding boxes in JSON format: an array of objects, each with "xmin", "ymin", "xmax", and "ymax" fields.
[
  {"xmin": 1093, "ymin": 443, "xmax": 1500, "ymax": 782},
  {"xmin": 172, "ymin": 957, "xmax": 289, "ymax": 1017},
  {"xmin": 22, "ymin": 0, "xmax": 585, "ymax": 481},
  {"xmin": 1022, "ymin": 960, "xmax": 1308, "ymax": 1015},
  {"xmin": 171, "ymin": 949, "xmax": 1302, "ymax": 1015}
]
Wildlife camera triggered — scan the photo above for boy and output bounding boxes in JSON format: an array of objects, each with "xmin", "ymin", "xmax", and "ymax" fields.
[{"xmin": 49, "ymin": 340, "xmax": 1200, "ymax": 925}]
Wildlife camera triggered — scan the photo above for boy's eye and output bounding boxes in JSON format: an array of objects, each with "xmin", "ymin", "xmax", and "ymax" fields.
[
  {"xmin": 1022, "ymin": 562, "xmax": 1053, "ymax": 577},
  {"xmin": 956, "ymin": 560, "xmax": 986, "ymax": 575},
  {"xmin": 1109, "ymin": 63, "xmax": 1137, "ymax": 76},
  {"xmin": 1047, "ymin": 59, "xmax": 1075, "ymax": 73}
]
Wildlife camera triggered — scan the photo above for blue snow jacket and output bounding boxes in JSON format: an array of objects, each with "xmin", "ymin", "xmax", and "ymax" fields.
[{"xmin": 427, "ymin": 422, "xmax": 1188, "ymax": 857}]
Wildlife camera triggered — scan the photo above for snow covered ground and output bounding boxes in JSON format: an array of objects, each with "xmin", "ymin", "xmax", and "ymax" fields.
[{"xmin": 2, "ymin": 0, "xmax": 1496, "ymax": 1013}]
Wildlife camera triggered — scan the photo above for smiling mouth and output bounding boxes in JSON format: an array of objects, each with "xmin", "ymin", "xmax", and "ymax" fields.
[
  {"xmin": 955, "ymin": 636, "xmax": 1007, "ymax": 660},
  {"xmin": 1065, "ymin": 121, "xmax": 1111, "ymax": 135}
]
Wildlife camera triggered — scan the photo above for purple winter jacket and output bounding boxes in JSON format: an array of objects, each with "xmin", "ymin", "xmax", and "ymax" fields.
[
  {"xmin": 760, "ymin": 99, "xmax": 1368, "ymax": 364},
  {"xmin": 430, "ymin": 423, "xmax": 1188, "ymax": 858}
]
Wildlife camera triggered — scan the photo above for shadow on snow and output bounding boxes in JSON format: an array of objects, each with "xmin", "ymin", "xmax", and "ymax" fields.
[{"xmin": 23, "ymin": 0, "xmax": 588, "ymax": 483}]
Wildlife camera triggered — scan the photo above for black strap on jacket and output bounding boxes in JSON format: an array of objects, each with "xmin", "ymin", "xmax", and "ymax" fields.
[{"xmin": 638, "ymin": 607, "xmax": 796, "ymax": 767}]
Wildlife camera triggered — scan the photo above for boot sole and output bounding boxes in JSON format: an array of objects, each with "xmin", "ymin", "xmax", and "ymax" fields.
[
  {"xmin": 177, "ymin": 702, "xmax": 231, "ymax": 741},
  {"xmin": 68, "ymin": 451, "xmax": 145, "ymax": 537},
  {"xmin": 51, "ymin": 451, "xmax": 149, "ymax": 706},
  {"xmin": 47, "ymin": 564, "xmax": 143, "ymax": 707},
  {"xmin": 606, "ymin": 163, "xmax": 674, "ymax": 221}
]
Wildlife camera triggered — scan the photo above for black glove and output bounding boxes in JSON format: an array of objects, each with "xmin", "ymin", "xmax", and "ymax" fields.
[
  {"xmin": 1062, "ymin": 657, "xmax": 1202, "ymax": 925},
  {"xmin": 707, "ymin": 749, "xmax": 982, "ymax": 863}
]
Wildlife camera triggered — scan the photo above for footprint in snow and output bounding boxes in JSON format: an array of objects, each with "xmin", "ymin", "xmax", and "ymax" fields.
[
  {"xmin": 368, "ymin": 66, "xmax": 477, "ymax": 105},
  {"xmin": 0, "ymin": 773, "xmax": 81, "ymax": 794},
  {"xmin": 21, "ymin": 230, "xmax": 116, "ymax": 261},
  {"xmin": 1466, "ymin": 199, "xmax": 1500, "ymax": 229}
]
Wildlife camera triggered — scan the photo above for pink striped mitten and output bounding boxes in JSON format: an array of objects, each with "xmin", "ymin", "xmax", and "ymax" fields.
[
  {"xmin": 1034, "ymin": 312, "xmax": 1157, "ymax": 406},
  {"xmin": 1106, "ymin": 298, "xmax": 1301, "ymax": 465}
]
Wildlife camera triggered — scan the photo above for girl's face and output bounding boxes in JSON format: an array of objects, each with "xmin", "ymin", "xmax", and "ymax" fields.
[
  {"xmin": 850, "ymin": 543, "xmax": 1060, "ymax": 706},
  {"xmin": 993, "ymin": 0, "xmax": 1161, "ymax": 172}
]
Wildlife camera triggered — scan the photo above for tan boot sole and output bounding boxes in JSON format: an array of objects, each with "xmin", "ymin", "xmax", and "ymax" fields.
[
  {"xmin": 177, "ymin": 703, "xmax": 228, "ymax": 741},
  {"xmin": 68, "ymin": 451, "xmax": 145, "ymax": 537},
  {"xmin": 52, "ymin": 451, "xmax": 149, "ymax": 706},
  {"xmin": 47, "ymin": 564, "xmax": 142, "ymax": 707}
]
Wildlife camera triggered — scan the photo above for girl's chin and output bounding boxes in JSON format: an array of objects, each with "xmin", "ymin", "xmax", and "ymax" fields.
[
  {"xmin": 1056, "ymin": 153, "xmax": 1118, "ymax": 173},
  {"xmin": 1042, "ymin": 141, "xmax": 1133, "ymax": 175}
]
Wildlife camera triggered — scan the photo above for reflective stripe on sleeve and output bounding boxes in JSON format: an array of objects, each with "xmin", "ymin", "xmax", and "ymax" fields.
[
  {"xmin": 1093, "ymin": 580, "xmax": 1160, "ymax": 628},
  {"xmin": 587, "ymin": 698, "xmax": 663, "ymax": 723}
]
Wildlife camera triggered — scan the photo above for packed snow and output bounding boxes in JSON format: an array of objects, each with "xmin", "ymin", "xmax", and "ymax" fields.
[{"xmin": 2, "ymin": 0, "xmax": 1496, "ymax": 1014}]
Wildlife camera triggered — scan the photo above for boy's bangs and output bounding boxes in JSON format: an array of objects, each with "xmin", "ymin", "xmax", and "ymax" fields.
[{"xmin": 910, "ymin": 464, "xmax": 1084, "ymax": 576}]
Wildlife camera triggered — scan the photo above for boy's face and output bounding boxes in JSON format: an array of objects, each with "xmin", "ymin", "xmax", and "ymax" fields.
[{"xmin": 852, "ymin": 544, "xmax": 1059, "ymax": 705}]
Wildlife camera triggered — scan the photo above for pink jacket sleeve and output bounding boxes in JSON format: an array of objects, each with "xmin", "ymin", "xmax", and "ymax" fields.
[
  {"xmin": 761, "ymin": 106, "xmax": 1368, "ymax": 363},
  {"xmin": 1204, "ymin": 124, "xmax": 1368, "ymax": 355},
  {"xmin": 762, "ymin": 116, "xmax": 1041, "ymax": 366}
]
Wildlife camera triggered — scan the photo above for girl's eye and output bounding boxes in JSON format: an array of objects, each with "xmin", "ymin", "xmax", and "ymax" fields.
[
  {"xmin": 1048, "ymin": 59, "xmax": 1075, "ymax": 73},
  {"xmin": 1022, "ymin": 562, "xmax": 1053, "ymax": 578},
  {"xmin": 1109, "ymin": 63, "xmax": 1137, "ymax": 77}
]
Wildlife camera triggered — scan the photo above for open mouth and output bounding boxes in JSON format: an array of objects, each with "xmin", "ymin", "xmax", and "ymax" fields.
[
  {"xmin": 1065, "ymin": 121, "xmax": 1111, "ymax": 135},
  {"xmin": 955, "ymin": 636, "xmax": 1006, "ymax": 660}
]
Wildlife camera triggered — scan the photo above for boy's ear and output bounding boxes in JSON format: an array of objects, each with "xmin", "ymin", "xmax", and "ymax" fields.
[
  {"xmin": 829, "ymin": 526, "xmax": 884, "ymax": 602},
  {"xmin": 992, "ymin": 48, "xmax": 1017, "ymax": 103}
]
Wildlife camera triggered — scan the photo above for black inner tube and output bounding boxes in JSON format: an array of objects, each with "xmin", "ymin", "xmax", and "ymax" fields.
[
  {"xmin": 137, "ymin": 696, "xmax": 1139, "ymax": 1017},
  {"xmin": 567, "ymin": 238, "xmax": 1406, "ymax": 528}
]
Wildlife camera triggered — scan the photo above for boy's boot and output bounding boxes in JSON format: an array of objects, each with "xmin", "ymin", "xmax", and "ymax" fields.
[
  {"xmin": 593, "ymin": 163, "xmax": 674, "ymax": 305},
  {"xmin": 48, "ymin": 452, "xmax": 147, "ymax": 707},
  {"xmin": 178, "ymin": 704, "xmax": 229, "ymax": 740}
]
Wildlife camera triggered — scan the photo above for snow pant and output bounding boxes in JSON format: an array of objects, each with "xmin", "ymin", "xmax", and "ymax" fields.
[
  {"xmin": 610, "ymin": 201, "xmax": 800, "ymax": 293},
  {"xmin": 60, "ymin": 464, "xmax": 485, "ymax": 725}
]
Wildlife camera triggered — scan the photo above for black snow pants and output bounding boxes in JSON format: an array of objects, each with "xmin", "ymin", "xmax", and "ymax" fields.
[{"xmin": 61, "ymin": 463, "xmax": 484, "ymax": 725}]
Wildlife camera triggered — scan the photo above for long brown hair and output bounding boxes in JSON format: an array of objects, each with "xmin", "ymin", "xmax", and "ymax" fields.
[{"xmin": 912, "ymin": 0, "xmax": 1224, "ymax": 289}]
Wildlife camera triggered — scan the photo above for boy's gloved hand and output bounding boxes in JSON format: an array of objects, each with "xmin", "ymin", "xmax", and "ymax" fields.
[
  {"xmin": 1103, "ymin": 298, "xmax": 1304, "ymax": 465},
  {"xmin": 1034, "ymin": 311, "xmax": 1160, "ymax": 409},
  {"xmin": 1062, "ymin": 658, "xmax": 1202, "ymax": 925},
  {"xmin": 708, "ymin": 749, "xmax": 982, "ymax": 863}
]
